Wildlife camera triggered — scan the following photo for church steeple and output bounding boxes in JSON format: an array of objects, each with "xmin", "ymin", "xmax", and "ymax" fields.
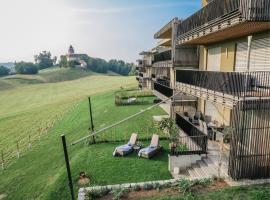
[{"xmin": 68, "ymin": 45, "xmax": 75, "ymax": 54}]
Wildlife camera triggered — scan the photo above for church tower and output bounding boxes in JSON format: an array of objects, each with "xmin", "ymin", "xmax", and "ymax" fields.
[{"xmin": 68, "ymin": 45, "xmax": 75, "ymax": 55}]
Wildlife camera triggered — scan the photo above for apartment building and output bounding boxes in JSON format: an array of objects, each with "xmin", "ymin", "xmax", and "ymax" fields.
[{"xmin": 137, "ymin": 0, "xmax": 270, "ymax": 180}]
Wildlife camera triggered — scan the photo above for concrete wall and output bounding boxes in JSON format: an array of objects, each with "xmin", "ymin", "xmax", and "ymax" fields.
[{"xmin": 168, "ymin": 154, "xmax": 202, "ymax": 173}]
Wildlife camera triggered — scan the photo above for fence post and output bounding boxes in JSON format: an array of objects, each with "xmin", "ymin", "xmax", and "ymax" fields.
[
  {"xmin": 1, "ymin": 150, "xmax": 4, "ymax": 170},
  {"xmin": 16, "ymin": 141, "xmax": 20, "ymax": 158},
  {"xmin": 88, "ymin": 97, "xmax": 95, "ymax": 143},
  {"xmin": 61, "ymin": 134, "xmax": 75, "ymax": 200},
  {"xmin": 28, "ymin": 135, "xmax": 31, "ymax": 149}
]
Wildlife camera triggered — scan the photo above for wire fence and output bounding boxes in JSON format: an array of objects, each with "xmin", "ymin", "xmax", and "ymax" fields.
[{"xmin": 0, "ymin": 102, "xmax": 79, "ymax": 170}]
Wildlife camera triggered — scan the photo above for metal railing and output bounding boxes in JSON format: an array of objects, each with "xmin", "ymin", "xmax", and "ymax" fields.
[
  {"xmin": 177, "ymin": 0, "xmax": 270, "ymax": 36},
  {"xmin": 170, "ymin": 135, "xmax": 208, "ymax": 156},
  {"xmin": 176, "ymin": 70, "xmax": 270, "ymax": 98},
  {"xmin": 153, "ymin": 50, "xmax": 172, "ymax": 63},
  {"xmin": 175, "ymin": 113, "xmax": 208, "ymax": 154},
  {"xmin": 153, "ymin": 82, "xmax": 173, "ymax": 98}
]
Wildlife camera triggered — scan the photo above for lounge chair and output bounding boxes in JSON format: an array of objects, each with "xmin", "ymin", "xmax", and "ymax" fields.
[
  {"xmin": 138, "ymin": 134, "xmax": 162, "ymax": 159},
  {"xmin": 113, "ymin": 133, "xmax": 138, "ymax": 156}
]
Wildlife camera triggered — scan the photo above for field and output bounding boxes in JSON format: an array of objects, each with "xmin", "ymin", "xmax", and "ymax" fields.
[
  {"xmin": 0, "ymin": 68, "xmax": 172, "ymax": 199},
  {"xmin": 0, "ymin": 68, "xmax": 135, "ymax": 166}
]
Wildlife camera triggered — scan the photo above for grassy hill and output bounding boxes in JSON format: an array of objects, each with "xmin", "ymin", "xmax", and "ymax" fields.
[
  {"xmin": 0, "ymin": 69, "xmax": 172, "ymax": 199},
  {"xmin": 0, "ymin": 70, "xmax": 136, "ymax": 166},
  {"xmin": 1, "ymin": 67, "xmax": 95, "ymax": 86}
]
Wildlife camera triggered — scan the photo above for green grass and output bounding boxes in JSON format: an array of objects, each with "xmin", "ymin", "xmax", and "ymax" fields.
[
  {"xmin": 143, "ymin": 184, "xmax": 270, "ymax": 200},
  {"xmin": 0, "ymin": 73, "xmax": 136, "ymax": 165},
  {"xmin": 0, "ymin": 85, "xmax": 171, "ymax": 199}
]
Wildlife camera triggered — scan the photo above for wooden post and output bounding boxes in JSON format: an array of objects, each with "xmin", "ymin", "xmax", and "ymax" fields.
[
  {"xmin": 16, "ymin": 141, "xmax": 20, "ymax": 158},
  {"xmin": 88, "ymin": 97, "xmax": 95, "ymax": 143},
  {"xmin": 28, "ymin": 135, "xmax": 31, "ymax": 149},
  {"xmin": 61, "ymin": 134, "xmax": 75, "ymax": 200},
  {"xmin": 1, "ymin": 152, "xmax": 3, "ymax": 170}
]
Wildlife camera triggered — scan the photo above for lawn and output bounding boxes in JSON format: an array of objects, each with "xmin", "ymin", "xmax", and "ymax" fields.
[
  {"xmin": 0, "ymin": 87, "xmax": 171, "ymax": 199},
  {"xmin": 0, "ymin": 72, "xmax": 136, "ymax": 166}
]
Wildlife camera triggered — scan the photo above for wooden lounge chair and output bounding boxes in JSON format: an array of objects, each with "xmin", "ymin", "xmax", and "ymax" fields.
[
  {"xmin": 113, "ymin": 133, "xmax": 138, "ymax": 156},
  {"xmin": 138, "ymin": 134, "xmax": 162, "ymax": 159}
]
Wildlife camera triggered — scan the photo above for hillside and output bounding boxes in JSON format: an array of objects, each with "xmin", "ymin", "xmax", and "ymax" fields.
[
  {"xmin": 0, "ymin": 72, "xmax": 137, "ymax": 199},
  {"xmin": 0, "ymin": 67, "xmax": 122, "ymax": 91}
]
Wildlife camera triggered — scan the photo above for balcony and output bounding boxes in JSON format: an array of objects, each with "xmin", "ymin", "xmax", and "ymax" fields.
[
  {"xmin": 153, "ymin": 82, "xmax": 173, "ymax": 98},
  {"xmin": 171, "ymin": 113, "xmax": 208, "ymax": 156},
  {"xmin": 176, "ymin": 70, "xmax": 270, "ymax": 107},
  {"xmin": 174, "ymin": 45, "xmax": 199, "ymax": 68},
  {"xmin": 152, "ymin": 50, "xmax": 172, "ymax": 68},
  {"xmin": 177, "ymin": 0, "xmax": 270, "ymax": 45}
]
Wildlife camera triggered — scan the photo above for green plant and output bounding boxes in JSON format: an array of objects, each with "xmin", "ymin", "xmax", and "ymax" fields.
[
  {"xmin": 177, "ymin": 179, "xmax": 193, "ymax": 194},
  {"xmin": 153, "ymin": 182, "xmax": 161, "ymax": 190},
  {"xmin": 88, "ymin": 188, "xmax": 110, "ymax": 199},
  {"xmin": 143, "ymin": 183, "xmax": 154, "ymax": 190},
  {"xmin": 111, "ymin": 188, "xmax": 129, "ymax": 200},
  {"xmin": 132, "ymin": 184, "xmax": 141, "ymax": 191},
  {"xmin": 158, "ymin": 118, "xmax": 178, "ymax": 140}
]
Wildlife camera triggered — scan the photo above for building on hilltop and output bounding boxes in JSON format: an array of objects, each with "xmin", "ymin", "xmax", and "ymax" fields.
[{"xmin": 65, "ymin": 45, "xmax": 88, "ymax": 69}]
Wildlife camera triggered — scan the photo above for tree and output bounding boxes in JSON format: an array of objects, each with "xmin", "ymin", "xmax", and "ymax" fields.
[
  {"xmin": 159, "ymin": 118, "xmax": 178, "ymax": 139},
  {"xmin": 59, "ymin": 56, "xmax": 68, "ymax": 68},
  {"xmin": 67, "ymin": 60, "xmax": 78, "ymax": 68},
  {"xmin": 34, "ymin": 51, "xmax": 54, "ymax": 69},
  {"xmin": 14, "ymin": 62, "xmax": 38, "ymax": 74},
  {"xmin": 0, "ymin": 66, "xmax": 10, "ymax": 76}
]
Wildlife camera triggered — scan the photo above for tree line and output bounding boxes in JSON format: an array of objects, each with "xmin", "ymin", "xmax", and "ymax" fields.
[
  {"xmin": 59, "ymin": 55, "xmax": 136, "ymax": 76},
  {"xmin": 5, "ymin": 51, "xmax": 136, "ymax": 76}
]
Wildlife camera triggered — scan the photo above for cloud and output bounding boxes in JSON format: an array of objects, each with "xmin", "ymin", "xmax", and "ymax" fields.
[{"xmin": 71, "ymin": 2, "xmax": 198, "ymax": 14}]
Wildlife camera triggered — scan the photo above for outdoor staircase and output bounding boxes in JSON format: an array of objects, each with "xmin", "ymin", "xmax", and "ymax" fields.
[{"xmin": 174, "ymin": 156, "xmax": 229, "ymax": 179}]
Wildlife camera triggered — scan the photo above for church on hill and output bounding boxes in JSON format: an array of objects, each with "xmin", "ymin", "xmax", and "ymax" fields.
[{"xmin": 66, "ymin": 45, "xmax": 88, "ymax": 69}]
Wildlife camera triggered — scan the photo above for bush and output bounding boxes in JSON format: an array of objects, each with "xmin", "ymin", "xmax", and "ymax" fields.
[
  {"xmin": 0, "ymin": 65, "xmax": 10, "ymax": 76},
  {"xmin": 111, "ymin": 188, "xmax": 128, "ymax": 200},
  {"xmin": 132, "ymin": 184, "xmax": 141, "ymax": 191},
  {"xmin": 87, "ymin": 188, "xmax": 110, "ymax": 199},
  {"xmin": 143, "ymin": 183, "xmax": 153, "ymax": 190},
  {"xmin": 14, "ymin": 62, "xmax": 38, "ymax": 74}
]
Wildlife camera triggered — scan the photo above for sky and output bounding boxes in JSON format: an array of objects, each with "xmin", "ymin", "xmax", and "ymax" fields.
[{"xmin": 0, "ymin": 0, "xmax": 201, "ymax": 63}]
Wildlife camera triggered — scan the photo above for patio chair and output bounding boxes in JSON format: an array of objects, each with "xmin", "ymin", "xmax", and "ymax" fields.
[
  {"xmin": 138, "ymin": 134, "xmax": 162, "ymax": 159},
  {"xmin": 113, "ymin": 133, "xmax": 138, "ymax": 156}
]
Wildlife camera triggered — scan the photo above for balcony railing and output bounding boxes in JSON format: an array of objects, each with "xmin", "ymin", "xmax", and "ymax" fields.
[
  {"xmin": 176, "ymin": 70, "xmax": 270, "ymax": 99},
  {"xmin": 139, "ymin": 73, "xmax": 143, "ymax": 77},
  {"xmin": 153, "ymin": 50, "xmax": 172, "ymax": 63},
  {"xmin": 153, "ymin": 82, "xmax": 173, "ymax": 98},
  {"xmin": 172, "ymin": 113, "xmax": 208, "ymax": 155},
  {"xmin": 174, "ymin": 45, "xmax": 199, "ymax": 67},
  {"xmin": 177, "ymin": 0, "xmax": 270, "ymax": 37}
]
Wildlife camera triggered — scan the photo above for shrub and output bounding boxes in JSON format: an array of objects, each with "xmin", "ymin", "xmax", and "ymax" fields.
[
  {"xmin": 177, "ymin": 179, "xmax": 193, "ymax": 194},
  {"xmin": 87, "ymin": 188, "xmax": 110, "ymax": 199},
  {"xmin": 0, "ymin": 65, "xmax": 10, "ymax": 76},
  {"xmin": 143, "ymin": 183, "xmax": 153, "ymax": 190},
  {"xmin": 14, "ymin": 61, "xmax": 38, "ymax": 74},
  {"xmin": 111, "ymin": 188, "xmax": 129, "ymax": 200},
  {"xmin": 132, "ymin": 184, "xmax": 141, "ymax": 191}
]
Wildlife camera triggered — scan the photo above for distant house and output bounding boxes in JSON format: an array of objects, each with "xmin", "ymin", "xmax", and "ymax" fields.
[{"xmin": 66, "ymin": 45, "xmax": 88, "ymax": 69}]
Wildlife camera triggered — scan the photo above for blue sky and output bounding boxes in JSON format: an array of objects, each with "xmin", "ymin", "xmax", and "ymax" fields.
[{"xmin": 0, "ymin": 0, "xmax": 201, "ymax": 63}]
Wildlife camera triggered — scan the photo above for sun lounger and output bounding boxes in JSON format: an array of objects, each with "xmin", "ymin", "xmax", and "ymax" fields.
[
  {"xmin": 113, "ymin": 133, "xmax": 138, "ymax": 156},
  {"xmin": 138, "ymin": 134, "xmax": 162, "ymax": 159}
]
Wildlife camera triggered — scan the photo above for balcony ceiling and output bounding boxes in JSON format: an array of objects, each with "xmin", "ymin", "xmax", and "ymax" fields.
[
  {"xmin": 178, "ymin": 21, "xmax": 270, "ymax": 45},
  {"xmin": 157, "ymin": 39, "xmax": 172, "ymax": 47}
]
